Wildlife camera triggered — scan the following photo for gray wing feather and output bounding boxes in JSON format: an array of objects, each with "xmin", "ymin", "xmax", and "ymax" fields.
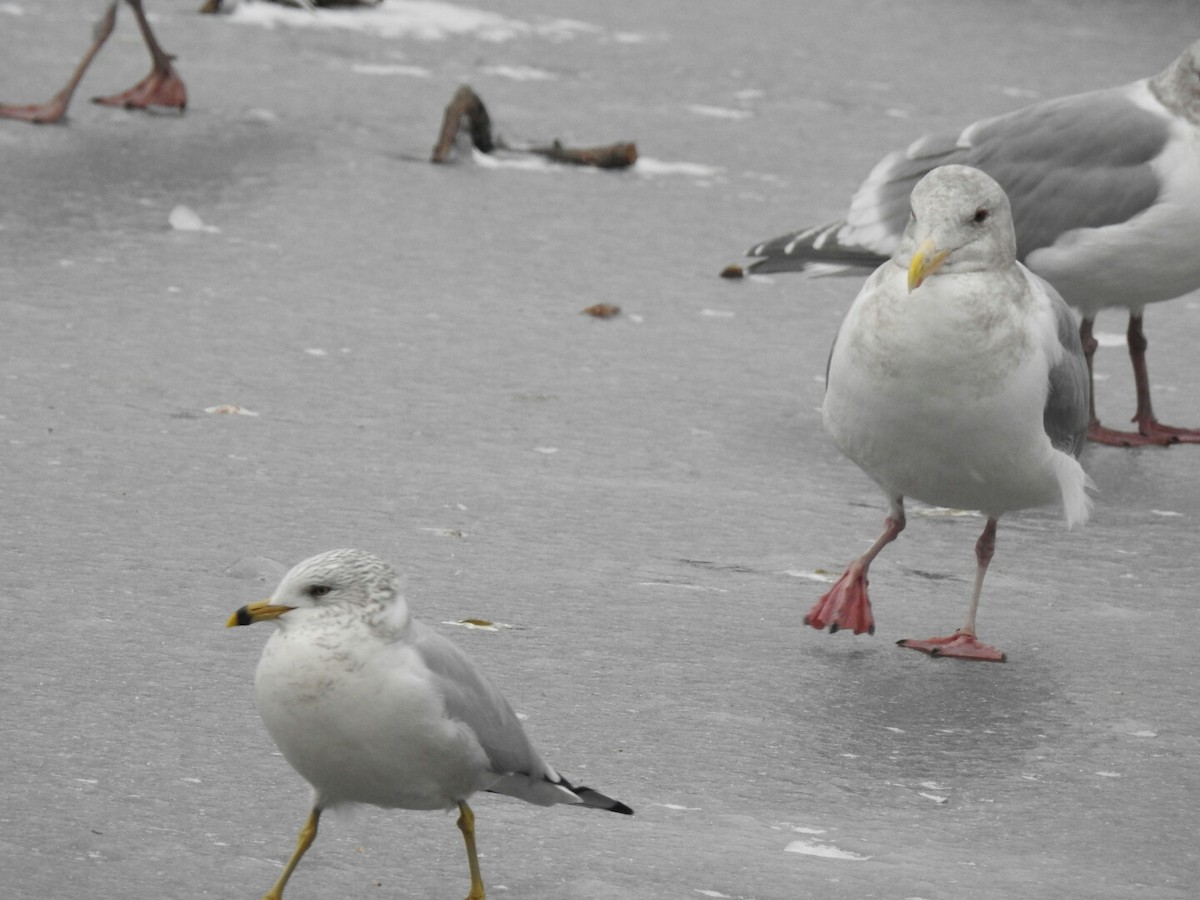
[
  {"xmin": 1037, "ymin": 275, "xmax": 1090, "ymax": 458},
  {"xmin": 963, "ymin": 89, "xmax": 1166, "ymax": 257},
  {"xmin": 409, "ymin": 622, "xmax": 546, "ymax": 780},
  {"xmin": 748, "ymin": 86, "xmax": 1167, "ymax": 271}
]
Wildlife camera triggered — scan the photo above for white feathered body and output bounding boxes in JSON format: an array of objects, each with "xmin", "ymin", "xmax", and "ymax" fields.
[
  {"xmin": 823, "ymin": 259, "xmax": 1091, "ymax": 526},
  {"xmin": 254, "ymin": 602, "xmax": 568, "ymax": 811}
]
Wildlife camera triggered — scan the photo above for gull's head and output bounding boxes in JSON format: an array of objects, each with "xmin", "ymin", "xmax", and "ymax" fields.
[
  {"xmin": 897, "ymin": 165, "xmax": 1016, "ymax": 293},
  {"xmin": 227, "ymin": 549, "xmax": 399, "ymax": 627},
  {"xmin": 1150, "ymin": 38, "xmax": 1200, "ymax": 125}
]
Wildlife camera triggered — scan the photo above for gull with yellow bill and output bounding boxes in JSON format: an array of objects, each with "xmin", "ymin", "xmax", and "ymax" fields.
[
  {"xmin": 745, "ymin": 40, "xmax": 1200, "ymax": 447},
  {"xmin": 228, "ymin": 548, "xmax": 631, "ymax": 899},
  {"xmin": 805, "ymin": 165, "xmax": 1093, "ymax": 661}
]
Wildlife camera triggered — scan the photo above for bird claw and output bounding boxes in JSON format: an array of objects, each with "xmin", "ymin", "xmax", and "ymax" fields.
[
  {"xmin": 897, "ymin": 630, "xmax": 1006, "ymax": 662},
  {"xmin": 803, "ymin": 568, "xmax": 876, "ymax": 636},
  {"xmin": 0, "ymin": 97, "xmax": 69, "ymax": 124},
  {"xmin": 92, "ymin": 68, "xmax": 186, "ymax": 111}
]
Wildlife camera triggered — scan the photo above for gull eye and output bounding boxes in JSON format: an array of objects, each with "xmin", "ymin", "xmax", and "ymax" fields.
[
  {"xmin": 307, "ymin": 584, "xmax": 332, "ymax": 599},
  {"xmin": 972, "ymin": 207, "xmax": 990, "ymax": 224}
]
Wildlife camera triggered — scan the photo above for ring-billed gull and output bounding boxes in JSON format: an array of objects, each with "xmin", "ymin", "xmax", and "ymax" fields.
[
  {"xmin": 806, "ymin": 165, "xmax": 1092, "ymax": 662},
  {"xmin": 227, "ymin": 549, "xmax": 632, "ymax": 900},
  {"xmin": 743, "ymin": 40, "xmax": 1200, "ymax": 447},
  {"xmin": 0, "ymin": 1, "xmax": 186, "ymax": 125}
]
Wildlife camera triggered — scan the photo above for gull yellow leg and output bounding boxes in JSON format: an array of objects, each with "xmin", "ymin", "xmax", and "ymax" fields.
[
  {"xmin": 264, "ymin": 807, "xmax": 321, "ymax": 900},
  {"xmin": 456, "ymin": 801, "xmax": 486, "ymax": 900}
]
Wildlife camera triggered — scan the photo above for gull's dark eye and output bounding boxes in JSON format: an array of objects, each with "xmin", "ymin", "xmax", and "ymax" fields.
[
  {"xmin": 307, "ymin": 584, "xmax": 332, "ymax": 599},
  {"xmin": 972, "ymin": 207, "xmax": 990, "ymax": 224}
]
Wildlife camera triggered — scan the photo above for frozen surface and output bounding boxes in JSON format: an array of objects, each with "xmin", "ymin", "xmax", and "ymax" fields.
[{"xmin": 2, "ymin": 1, "xmax": 1199, "ymax": 899}]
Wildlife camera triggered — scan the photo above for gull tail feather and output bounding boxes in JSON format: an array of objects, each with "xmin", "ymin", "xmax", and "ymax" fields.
[
  {"xmin": 566, "ymin": 781, "xmax": 634, "ymax": 815},
  {"xmin": 1053, "ymin": 452, "xmax": 1095, "ymax": 529},
  {"xmin": 486, "ymin": 771, "xmax": 633, "ymax": 815}
]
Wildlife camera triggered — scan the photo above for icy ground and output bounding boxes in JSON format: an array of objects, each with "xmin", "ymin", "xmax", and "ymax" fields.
[{"xmin": 2, "ymin": 1, "xmax": 1199, "ymax": 898}]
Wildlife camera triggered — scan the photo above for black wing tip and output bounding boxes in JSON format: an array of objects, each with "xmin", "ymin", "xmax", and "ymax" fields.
[
  {"xmin": 579, "ymin": 787, "xmax": 634, "ymax": 815},
  {"xmin": 566, "ymin": 781, "xmax": 634, "ymax": 816},
  {"xmin": 743, "ymin": 224, "xmax": 889, "ymax": 275}
]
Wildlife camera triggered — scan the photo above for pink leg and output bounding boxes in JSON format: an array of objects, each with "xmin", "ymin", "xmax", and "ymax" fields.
[
  {"xmin": 1085, "ymin": 314, "xmax": 1200, "ymax": 446},
  {"xmin": 1125, "ymin": 314, "xmax": 1200, "ymax": 443},
  {"xmin": 91, "ymin": 0, "xmax": 187, "ymax": 112},
  {"xmin": 897, "ymin": 517, "xmax": 1006, "ymax": 662},
  {"xmin": 804, "ymin": 502, "xmax": 904, "ymax": 637},
  {"xmin": 0, "ymin": 2, "xmax": 117, "ymax": 124}
]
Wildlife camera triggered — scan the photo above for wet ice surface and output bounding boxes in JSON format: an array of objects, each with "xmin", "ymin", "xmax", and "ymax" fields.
[{"xmin": 2, "ymin": 1, "xmax": 1199, "ymax": 898}]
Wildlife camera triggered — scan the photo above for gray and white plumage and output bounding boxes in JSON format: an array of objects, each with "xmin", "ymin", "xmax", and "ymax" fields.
[
  {"xmin": 806, "ymin": 166, "xmax": 1091, "ymax": 660},
  {"xmin": 229, "ymin": 548, "xmax": 630, "ymax": 899},
  {"xmin": 748, "ymin": 39, "xmax": 1200, "ymax": 309},
  {"xmin": 824, "ymin": 165, "xmax": 1091, "ymax": 523},
  {"xmin": 746, "ymin": 40, "xmax": 1200, "ymax": 445}
]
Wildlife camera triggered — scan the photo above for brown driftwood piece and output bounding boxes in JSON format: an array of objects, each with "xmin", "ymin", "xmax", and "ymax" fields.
[
  {"xmin": 528, "ymin": 140, "xmax": 638, "ymax": 169},
  {"xmin": 430, "ymin": 85, "xmax": 494, "ymax": 163},
  {"xmin": 429, "ymin": 85, "xmax": 637, "ymax": 169}
]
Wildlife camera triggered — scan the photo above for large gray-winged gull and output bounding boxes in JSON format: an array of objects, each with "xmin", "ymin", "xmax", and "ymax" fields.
[
  {"xmin": 0, "ymin": 1, "xmax": 185, "ymax": 124},
  {"xmin": 806, "ymin": 165, "xmax": 1092, "ymax": 662},
  {"xmin": 228, "ymin": 549, "xmax": 632, "ymax": 900},
  {"xmin": 744, "ymin": 40, "xmax": 1200, "ymax": 447}
]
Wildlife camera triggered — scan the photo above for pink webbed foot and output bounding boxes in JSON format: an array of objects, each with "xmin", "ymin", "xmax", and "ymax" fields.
[
  {"xmin": 803, "ymin": 565, "xmax": 875, "ymax": 636},
  {"xmin": 1088, "ymin": 417, "xmax": 1200, "ymax": 447},
  {"xmin": 0, "ymin": 96, "xmax": 70, "ymax": 124},
  {"xmin": 1133, "ymin": 418, "xmax": 1200, "ymax": 445},
  {"xmin": 897, "ymin": 630, "xmax": 1006, "ymax": 662},
  {"xmin": 92, "ymin": 67, "xmax": 186, "ymax": 112},
  {"xmin": 1088, "ymin": 421, "xmax": 1176, "ymax": 447}
]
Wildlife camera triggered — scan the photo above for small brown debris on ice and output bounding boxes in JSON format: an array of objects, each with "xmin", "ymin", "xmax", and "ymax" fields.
[{"xmin": 582, "ymin": 303, "xmax": 621, "ymax": 318}]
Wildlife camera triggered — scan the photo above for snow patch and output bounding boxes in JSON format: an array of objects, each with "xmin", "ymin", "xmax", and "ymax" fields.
[
  {"xmin": 785, "ymin": 839, "xmax": 871, "ymax": 861},
  {"xmin": 169, "ymin": 205, "xmax": 220, "ymax": 233},
  {"xmin": 635, "ymin": 157, "xmax": 723, "ymax": 179},
  {"xmin": 471, "ymin": 150, "xmax": 560, "ymax": 172},
  {"xmin": 686, "ymin": 104, "xmax": 752, "ymax": 120},
  {"xmin": 910, "ymin": 504, "xmax": 982, "ymax": 518},
  {"xmin": 223, "ymin": 0, "xmax": 612, "ymax": 44},
  {"xmin": 352, "ymin": 63, "xmax": 432, "ymax": 77},
  {"xmin": 479, "ymin": 64, "xmax": 556, "ymax": 81},
  {"xmin": 785, "ymin": 568, "xmax": 837, "ymax": 583}
]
